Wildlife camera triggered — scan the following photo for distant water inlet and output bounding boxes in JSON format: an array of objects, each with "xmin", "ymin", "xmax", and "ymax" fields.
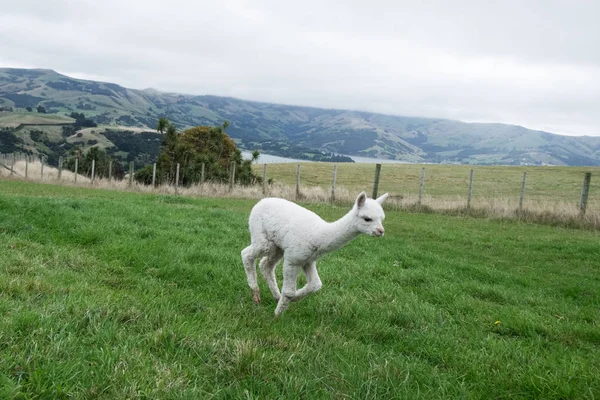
[
  {"xmin": 241, "ymin": 151, "xmax": 412, "ymax": 164},
  {"xmin": 1, "ymin": 152, "xmax": 598, "ymax": 229}
]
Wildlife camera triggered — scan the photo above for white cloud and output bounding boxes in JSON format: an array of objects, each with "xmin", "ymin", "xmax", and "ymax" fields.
[{"xmin": 1, "ymin": 0, "xmax": 599, "ymax": 136}]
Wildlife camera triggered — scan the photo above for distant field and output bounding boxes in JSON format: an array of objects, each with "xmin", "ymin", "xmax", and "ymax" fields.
[
  {"xmin": 0, "ymin": 111, "xmax": 74, "ymax": 128},
  {"xmin": 2, "ymin": 157, "xmax": 599, "ymax": 228},
  {"xmin": 0, "ymin": 180, "xmax": 599, "ymax": 399},
  {"xmin": 256, "ymin": 162, "xmax": 600, "ymax": 210},
  {"xmin": 65, "ymin": 128, "xmax": 114, "ymax": 151}
]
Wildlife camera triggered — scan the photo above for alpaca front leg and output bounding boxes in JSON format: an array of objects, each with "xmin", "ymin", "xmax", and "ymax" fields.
[
  {"xmin": 294, "ymin": 261, "xmax": 322, "ymax": 301},
  {"xmin": 241, "ymin": 246, "xmax": 260, "ymax": 304},
  {"xmin": 274, "ymin": 261, "xmax": 299, "ymax": 317}
]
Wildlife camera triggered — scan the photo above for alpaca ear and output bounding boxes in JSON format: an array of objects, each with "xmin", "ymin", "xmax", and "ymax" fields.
[
  {"xmin": 355, "ymin": 192, "xmax": 367, "ymax": 209},
  {"xmin": 376, "ymin": 193, "xmax": 389, "ymax": 205}
]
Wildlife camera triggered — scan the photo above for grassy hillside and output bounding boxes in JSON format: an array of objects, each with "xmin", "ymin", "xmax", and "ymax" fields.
[
  {"xmin": 2, "ymin": 68, "xmax": 600, "ymax": 166},
  {"xmin": 0, "ymin": 111, "xmax": 74, "ymax": 128},
  {"xmin": 1, "ymin": 180, "xmax": 599, "ymax": 398},
  {"xmin": 0, "ymin": 110, "xmax": 162, "ymax": 167}
]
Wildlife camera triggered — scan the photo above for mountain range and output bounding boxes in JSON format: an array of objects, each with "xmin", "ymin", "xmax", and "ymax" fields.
[{"xmin": 1, "ymin": 67, "xmax": 600, "ymax": 166}]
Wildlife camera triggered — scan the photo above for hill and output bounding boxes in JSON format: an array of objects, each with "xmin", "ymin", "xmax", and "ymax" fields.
[{"xmin": 1, "ymin": 67, "xmax": 600, "ymax": 165}]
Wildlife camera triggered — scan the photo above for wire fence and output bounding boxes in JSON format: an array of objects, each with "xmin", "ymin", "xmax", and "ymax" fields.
[{"xmin": 1, "ymin": 152, "xmax": 598, "ymax": 229}]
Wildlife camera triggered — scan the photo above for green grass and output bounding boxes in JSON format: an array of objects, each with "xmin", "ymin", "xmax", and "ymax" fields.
[{"xmin": 1, "ymin": 180, "xmax": 599, "ymax": 399}]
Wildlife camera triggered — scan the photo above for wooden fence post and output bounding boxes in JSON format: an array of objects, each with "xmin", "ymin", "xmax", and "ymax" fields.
[
  {"xmin": 229, "ymin": 161, "xmax": 236, "ymax": 190},
  {"xmin": 58, "ymin": 156, "xmax": 63, "ymax": 180},
  {"xmin": 580, "ymin": 172, "xmax": 592, "ymax": 216},
  {"xmin": 467, "ymin": 169, "xmax": 474, "ymax": 209},
  {"xmin": 296, "ymin": 163, "xmax": 301, "ymax": 199},
  {"xmin": 40, "ymin": 156, "xmax": 44, "ymax": 179},
  {"xmin": 519, "ymin": 172, "xmax": 527, "ymax": 211},
  {"xmin": 175, "ymin": 163, "xmax": 180, "ymax": 194},
  {"xmin": 74, "ymin": 158, "xmax": 78, "ymax": 183},
  {"xmin": 418, "ymin": 167, "xmax": 426, "ymax": 207},
  {"xmin": 129, "ymin": 161, "xmax": 134, "ymax": 187},
  {"xmin": 372, "ymin": 163, "xmax": 382, "ymax": 199},
  {"xmin": 91, "ymin": 159, "xmax": 95, "ymax": 184},
  {"xmin": 262, "ymin": 163, "xmax": 267, "ymax": 195},
  {"xmin": 11, "ymin": 153, "xmax": 15, "ymax": 176},
  {"xmin": 25, "ymin": 156, "xmax": 28, "ymax": 178},
  {"xmin": 201, "ymin": 163, "xmax": 205, "ymax": 184},
  {"xmin": 109, "ymin": 160, "xmax": 113, "ymax": 181},
  {"xmin": 331, "ymin": 164, "xmax": 337, "ymax": 202},
  {"xmin": 152, "ymin": 163, "xmax": 156, "ymax": 187}
]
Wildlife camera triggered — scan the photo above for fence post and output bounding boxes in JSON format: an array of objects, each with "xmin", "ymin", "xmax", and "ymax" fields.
[
  {"xmin": 519, "ymin": 172, "xmax": 527, "ymax": 211},
  {"xmin": 40, "ymin": 156, "xmax": 44, "ymax": 179},
  {"xmin": 262, "ymin": 163, "xmax": 267, "ymax": 195},
  {"xmin": 11, "ymin": 153, "xmax": 15, "ymax": 176},
  {"xmin": 331, "ymin": 164, "xmax": 337, "ymax": 202},
  {"xmin": 58, "ymin": 156, "xmax": 63, "ymax": 180},
  {"xmin": 129, "ymin": 161, "xmax": 134, "ymax": 187},
  {"xmin": 418, "ymin": 167, "xmax": 426, "ymax": 207},
  {"xmin": 74, "ymin": 158, "xmax": 78, "ymax": 183},
  {"xmin": 229, "ymin": 161, "xmax": 236, "ymax": 190},
  {"xmin": 175, "ymin": 163, "xmax": 180, "ymax": 194},
  {"xmin": 296, "ymin": 163, "xmax": 301, "ymax": 199},
  {"xmin": 201, "ymin": 163, "xmax": 205, "ymax": 184},
  {"xmin": 580, "ymin": 172, "xmax": 592, "ymax": 216},
  {"xmin": 109, "ymin": 160, "xmax": 113, "ymax": 181},
  {"xmin": 91, "ymin": 159, "xmax": 95, "ymax": 184},
  {"xmin": 372, "ymin": 163, "xmax": 382, "ymax": 199},
  {"xmin": 25, "ymin": 156, "xmax": 29, "ymax": 178},
  {"xmin": 467, "ymin": 169, "xmax": 474, "ymax": 209},
  {"xmin": 152, "ymin": 163, "xmax": 157, "ymax": 188}
]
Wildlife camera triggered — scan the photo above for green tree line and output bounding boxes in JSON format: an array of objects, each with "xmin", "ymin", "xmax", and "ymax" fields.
[{"xmin": 135, "ymin": 119, "xmax": 260, "ymax": 186}]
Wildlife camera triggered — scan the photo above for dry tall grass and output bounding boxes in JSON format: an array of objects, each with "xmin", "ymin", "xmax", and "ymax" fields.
[{"xmin": 1, "ymin": 158, "xmax": 598, "ymax": 230}]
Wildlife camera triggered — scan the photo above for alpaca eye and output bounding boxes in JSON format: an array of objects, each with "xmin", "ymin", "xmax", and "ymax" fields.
[{"xmin": 363, "ymin": 217, "xmax": 372, "ymax": 222}]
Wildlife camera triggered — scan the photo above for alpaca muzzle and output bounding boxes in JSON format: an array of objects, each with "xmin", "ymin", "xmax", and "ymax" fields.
[{"xmin": 373, "ymin": 226, "xmax": 385, "ymax": 237}]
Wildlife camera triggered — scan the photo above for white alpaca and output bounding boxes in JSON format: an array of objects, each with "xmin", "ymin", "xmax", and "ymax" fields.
[{"xmin": 241, "ymin": 192, "xmax": 389, "ymax": 316}]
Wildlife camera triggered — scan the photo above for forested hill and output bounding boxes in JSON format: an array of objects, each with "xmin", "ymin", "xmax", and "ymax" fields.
[{"xmin": 1, "ymin": 67, "xmax": 600, "ymax": 165}]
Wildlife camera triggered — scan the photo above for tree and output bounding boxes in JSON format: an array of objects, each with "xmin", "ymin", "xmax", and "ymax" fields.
[
  {"xmin": 65, "ymin": 146, "xmax": 124, "ymax": 180},
  {"xmin": 146, "ymin": 123, "xmax": 260, "ymax": 186},
  {"xmin": 156, "ymin": 122, "xmax": 179, "ymax": 183},
  {"xmin": 251, "ymin": 150, "xmax": 260, "ymax": 163},
  {"xmin": 26, "ymin": 106, "xmax": 32, "ymax": 112},
  {"xmin": 216, "ymin": 121, "xmax": 230, "ymax": 164},
  {"xmin": 37, "ymin": 105, "xmax": 46, "ymax": 113},
  {"xmin": 156, "ymin": 117, "xmax": 169, "ymax": 134},
  {"xmin": 69, "ymin": 112, "xmax": 97, "ymax": 127}
]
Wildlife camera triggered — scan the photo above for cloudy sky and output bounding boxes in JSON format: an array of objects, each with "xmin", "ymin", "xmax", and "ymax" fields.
[{"xmin": 2, "ymin": 0, "xmax": 599, "ymax": 136}]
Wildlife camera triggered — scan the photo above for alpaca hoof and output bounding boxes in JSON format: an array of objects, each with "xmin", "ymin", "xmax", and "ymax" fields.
[{"xmin": 252, "ymin": 289, "xmax": 261, "ymax": 304}]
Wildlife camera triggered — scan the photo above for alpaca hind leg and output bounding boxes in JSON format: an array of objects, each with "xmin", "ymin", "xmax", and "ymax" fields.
[
  {"xmin": 274, "ymin": 260, "xmax": 299, "ymax": 317},
  {"xmin": 259, "ymin": 246, "xmax": 283, "ymax": 301},
  {"xmin": 241, "ymin": 245, "xmax": 261, "ymax": 303},
  {"xmin": 294, "ymin": 261, "xmax": 322, "ymax": 301}
]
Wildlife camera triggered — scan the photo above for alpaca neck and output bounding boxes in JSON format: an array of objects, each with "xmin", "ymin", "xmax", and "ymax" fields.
[{"xmin": 318, "ymin": 210, "xmax": 360, "ymax": 254}]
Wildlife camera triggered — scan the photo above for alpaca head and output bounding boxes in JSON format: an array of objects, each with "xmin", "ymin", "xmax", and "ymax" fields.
[{"xmin": 352, "ymin": 192, "xmax": 388, "ymax": 237}]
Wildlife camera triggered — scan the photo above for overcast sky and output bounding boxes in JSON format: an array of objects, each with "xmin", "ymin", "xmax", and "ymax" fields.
[{"xmin": 2, "ymin": 0, "xmax": 599, "ymax": 136}]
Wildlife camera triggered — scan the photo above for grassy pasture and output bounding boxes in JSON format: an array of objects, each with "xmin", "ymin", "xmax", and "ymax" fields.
[
  {"xmin": 65, "ymin": 128, "xmax": 115, "ymax": 151},
  {"xmin": 2, "ymin": 157, "xmax": 599, "ymax": 228},
  {"xmin": 0, "ymin": 112, "xmax": 74, "ymax": 128},
  {"xmin": 0, "ymin": 180, "xmax": 599, "ymax": 399},
  {"xmin": 256, "ymin": 162, "xmax": 600, "ymax": 206}
]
